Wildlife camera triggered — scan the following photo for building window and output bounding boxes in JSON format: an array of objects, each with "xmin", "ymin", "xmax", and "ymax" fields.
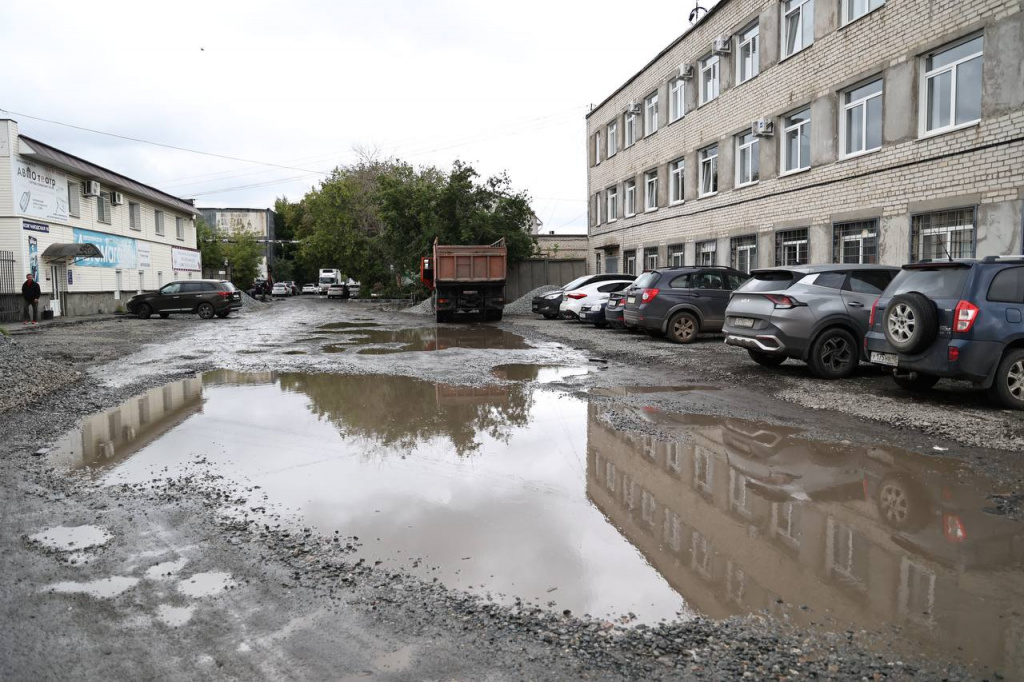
[
  {"xmin": 624, "ymin": 250, "xmax": 637, "ymax": 275},
  {"xmin": 782, "ymin": 108, "xmax": 811, "ymax": 174},
  {"xmin": 730, "ymin": 235, "xmax": 757, "ymax": 272},
  {"xmin": 97, "ymin": 192, "xmax": 112, "ymax": 224},
  {"xmin": 772, "ymin": 502, "xmax": 802, "ymax": 547},
  {"xmin": 155, "ymin": 210, "xmax": 165, "ymax": 236},
  {"xmin": 669, "ymin": 78, "xmax": 685, "ymax": 122},
  {"xmin": 669, "ymin": 159, "xmax": 685, "ymax": 204},
  {"xmin": 782, "ymin": 0, "xmax": 814, "ymax": 59},
  {"xmin": 606, "ymin": 187, "xmax": 619, "ymax": 221},
  {"xmin": 644, "ymin": 170, "xmax": 658, "ymax": 211},
  {"xmin": 911, "ymin": 207, "xmax": 975, "ymax": 262},
  {"xmin": 592, "ymin": 193, "xmax": 601, "ymax": 227},
  {"xmin": 842, "ymin": 0, "xmax": 884, "ymax": 26},
  {"xmin": 668, "ymin": 244, "xmax": 685, "ymax": 266},
  {"xmin": 694, "ymin": 447, "xmax": 714, "ymax": 494},
  {"xmin": 607, "ymin": 121, "xmax": 618, "ymax": 157},
  {"xmin": 595, "ymin": 253, "xmax": 603, "ymax": 274},
  {"xmin": 699, "ymin": 54, "xmax": 720, "ymax": 105},
  {"xmin": 922, "ymin": 35, "xmax": 983, "ymax": 136},
  {"xmin": 624, "ymin": 179, "xmax": 636, "ymax": 216},
  {"xmin": 696, "ymin": 240, "xmax": 717, "ymax": 266},
  {"xmin": 644, "ymin": 92, "xmax": 659, "ymax": 136},
  {"xmin": 644, "ymin": 247, "xmax": 658, "ymax": 270},
  {"xmin": 175, "ymin": 217, "xmax": 185, "ymax": 241},
  {"xmin": 129, "ymin": 202, "xmax": 142, "ymax": 231},
  {"xmin": 699, "ymin": 145, "xmax": 718, "ymax": 197},
  {"xmin": 833, "ymin": 219, "xmax": 878, "ymax": 263},
  {"xmin": 625, "ymin": 112, "xmax": 637, "ymax": 147},
  {"xmin": 775, "ymin": 228, "xmax": 809, "ymax": 266},
  {"xmin": 68, "ymin": 182, "xmax": 81, "ymax": 218},
  {"xmin": 594, "ymin": 132, "xmax": 601, "ymax": 166},
  {"xmin": 736, "ymin": 131, "xmax": 760, "ymax": 187},
  {"xmin": 737, "ymin": 23, "xmax": 759, "ymax": 84},
  {"xmin": 842, "ymin": 79, "xmax": 883, "ymax": 157}
]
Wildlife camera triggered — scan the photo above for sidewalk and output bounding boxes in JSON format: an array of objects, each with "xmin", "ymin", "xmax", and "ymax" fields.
[{"xmin": 1, "ymin": 313, "xmax": 120, "ymax": 336}]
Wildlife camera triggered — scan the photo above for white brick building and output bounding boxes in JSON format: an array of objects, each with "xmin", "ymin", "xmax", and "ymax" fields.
[
  {"xmin": 586, "ymin": 0, "xmax": 1024, "ymax": 275},
  {"xmin": 0, "ymin": 118, "xmax": 200, "ymax": 318}
]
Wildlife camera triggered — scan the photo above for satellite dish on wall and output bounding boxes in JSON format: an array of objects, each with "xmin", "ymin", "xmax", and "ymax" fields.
[{"xmin": 689, "ymin": 1, "xmax": 707, "ymax": 24}]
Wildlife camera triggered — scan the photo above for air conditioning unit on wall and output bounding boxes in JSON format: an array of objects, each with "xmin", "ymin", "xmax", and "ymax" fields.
[
  {"xmin": 82, "ymin": 180, "xmax": 100, "ymax": 197},
  {"xmin": 626, "ymin": 101, "xmax": 642, "ymax": 115},
  {"xmin": 678, "ymin": 64, "xmax": 695, "ymax": 79},
  {"xmin": 712, "ymin": 36, "xmax": 732, "ymax": 54},
  {"xmin": 752, "ymin": 117, "xmax": 774, "ymax": 137},
  {"xmin": 110, "ymin": 191, "xmax": 125, "ymax": 205}
]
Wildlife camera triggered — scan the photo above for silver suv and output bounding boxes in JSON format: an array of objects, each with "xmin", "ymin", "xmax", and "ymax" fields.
[{"xmin": 723, "ymin": 265, "xmax": 898, "ymax": 379}]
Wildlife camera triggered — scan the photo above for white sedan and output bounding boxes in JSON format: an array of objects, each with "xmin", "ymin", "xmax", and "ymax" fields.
[
  {"xmin": 558, "ymin": 279, "xmax": 633, "ymax": 319},
  {"xmin": 271, "ymin": 282, "xmax": 291, "ymax": 297}
]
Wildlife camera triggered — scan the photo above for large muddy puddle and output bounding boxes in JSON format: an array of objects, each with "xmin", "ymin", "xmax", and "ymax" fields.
[
  {"xmin": 315, "ymin": 326, "xmax": 532, "ymax": 355},
  {"xmin": 49, "ymin": 371, "xmax": 1024, "ymax": 675}
]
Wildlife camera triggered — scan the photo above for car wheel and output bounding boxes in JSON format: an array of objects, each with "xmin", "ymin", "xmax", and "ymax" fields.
[
  {"xmin": 892, "ymin": 372, "xmax": 940, "ymax": 392},
  {"xmin": 747, "ymin": 350, "xmax": 785, "ymax": 367},
  {"xmin": 808, "ymin": 328, "xmax": 858, "ymax": 379},
  {"xmin": 197, "ymin": 302, "xmax": 215, "ymax": 320},
  {"xmin": 989, "ymin": 348, "xmax": 1024, "ymax": 410},
  {"xmin": 883, "ymin": 293, "xmax": 938, "ymax": 353},
  {"xmin": 136, "ymin": 303, "xmax": 152, "ymax": 320},
  {"xmin": 667, "ymin": 312, "xmax": 699, "ymax": 344},
  {"xmin": 159, "ymin": 312, "xmax": 170, "ymax": 319},
  {"xmin": 216, "ymin": 310, "xmax": 231, "ymax": 318},
  {"xmin": 876, "ymin": 475, "xmax": 929, "ymax": 531}
]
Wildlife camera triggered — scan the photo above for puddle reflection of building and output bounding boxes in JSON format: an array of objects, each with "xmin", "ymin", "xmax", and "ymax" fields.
[
  {"xmin": 586, "ymin": 404, "xmax": 1024, "ymax": 674},
  {"xmin": 50, "ymin": 376, "xmax": 204, "ymax": 471}
]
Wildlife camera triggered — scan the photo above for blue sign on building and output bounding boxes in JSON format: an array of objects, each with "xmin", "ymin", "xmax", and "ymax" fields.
[
  {"xmin": 72, "ymin": 228, "xmax": 137, "ymax": 269},
  {"xmin": 23, "ymin": 221, "xmax": 49, "ymax": 233}
]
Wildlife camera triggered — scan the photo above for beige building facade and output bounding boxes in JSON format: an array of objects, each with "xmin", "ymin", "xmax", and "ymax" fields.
[{"xmin": 586, "ymin": 0, "xmax": 1024, "ymax": 275}]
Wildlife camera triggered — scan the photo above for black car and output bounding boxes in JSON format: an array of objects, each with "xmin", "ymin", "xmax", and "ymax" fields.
[
  {"xmin": 866, "ymin": 256, "xmax": 1024, "ymax": 408},
  {"xmin": 127, "ymin": 280, "xmax": 242, "ymax": 320},
  {"xmin": 623, "ymin": 266, "xmax": 748, "ymax": 343},
  {"xmin": 532, "ymin": 274, "xmax": 637, "ymax": 319},
  {"xmin": 579, "ymin": 300, "xmax": 609, "ymax": 327}
]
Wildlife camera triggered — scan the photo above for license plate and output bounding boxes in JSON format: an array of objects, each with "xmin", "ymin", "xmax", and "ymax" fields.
[
  {"xmin": 734, "ymin": 317, "xmax": 754, "ymax": 328},
  {"xmin": 627, "ymin": 296, "xmax": 636, "ymax": 304},
  {"xmin": 871, "ymin": 352, "xmax": 898, "ymax": 367}
]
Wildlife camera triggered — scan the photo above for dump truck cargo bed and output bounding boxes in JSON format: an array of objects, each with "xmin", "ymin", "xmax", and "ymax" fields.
[{"xmin": 433, "ymin": 245, "xmax": 507, "ymax": 283}]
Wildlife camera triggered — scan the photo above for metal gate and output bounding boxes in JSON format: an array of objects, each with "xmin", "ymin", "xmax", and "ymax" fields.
[{"xmin": 0, "ymin": 250, "xmax": 20, "ymax": 322}]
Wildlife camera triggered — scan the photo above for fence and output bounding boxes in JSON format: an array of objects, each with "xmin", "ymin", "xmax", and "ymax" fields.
[
  {"xmin": 505, "ymin": 258, "xmax": 586, "ymax": 301},
  {"xmin": 0, "ymin": 250, "xmax": 20, "ymax": 322}
]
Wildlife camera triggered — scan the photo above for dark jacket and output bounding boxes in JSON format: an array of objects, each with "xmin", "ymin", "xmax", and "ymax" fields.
[{"xmin": 22, "ymin": 280, "xmax": 41, "ymax": 302}]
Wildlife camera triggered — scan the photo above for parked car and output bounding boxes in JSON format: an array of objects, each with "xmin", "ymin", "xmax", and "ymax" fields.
[
  {"xmin": 602, "ymin": 292, "xmax": 627, "ymax": 329},
  {"xmin": 865, "ymin": 256, "xmax": 1024, "ymax": 409},
  {"xmin": 559, "ymin": 280, "xmax": 633, "ymax": 320},
  {"xmin": 326, "ymin": 283, "xmax": 348, "ymax": 299},
  {"xmin": 346, "ymin": 279, "xmax": 361, "ymax": 297},
  {"xmin": 723, "ymin": 265, "xmax": 899, "ymax": 378},
  {"xmin": 532, "ymin": 274, "xmax": 637, "ymax": 319},
  {"xmin": 622, "ymin": 266, "xmax": 748, "ymax": 343},
  {"xmin": 288, "ymin": 281, "xmax": 299, "ymax": 296},
  {"xmin": 272, "ymin": 282, "xmax": 291, "ymax": 297},
  {"xmin": 302, "ymin": 283, "xmax": 318, "ymax": 295},
  {"xmin": 126, "ymin": 280, "xmax": 241, "ymax": 320}
]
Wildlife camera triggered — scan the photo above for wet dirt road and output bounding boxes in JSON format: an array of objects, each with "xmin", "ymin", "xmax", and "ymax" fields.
[{"xmin": 2, "ymin": 297, "xmax": 1022, "ymax": 681}]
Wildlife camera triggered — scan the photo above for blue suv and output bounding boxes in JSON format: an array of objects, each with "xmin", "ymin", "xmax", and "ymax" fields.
[{"xmin": 865, "ymin": 257, "xmax": 1024, "ymax": 409}]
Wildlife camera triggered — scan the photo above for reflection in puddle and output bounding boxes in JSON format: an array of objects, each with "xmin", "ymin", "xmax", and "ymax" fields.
[
  {"xmin": 322, "ymin": 344, "xmax": 347, "ymax": 354},
  {"xmin": 590, "ymin": 386, "xmax": 716, "ymax": 396},
  {"xmin": 281, "ymin": 350, "xmax": 307, "ymax": 355},
  {"xmin": 29, "ymin": 525, "xmax": 112, "ymax": 551},
  {"xmin": 145, "ymin": 558, "xmax": 188, "ymax": 580},
  {"xmin": 319, "ymin": 322, "xmax": 382, "ymax": 330},
  {"xmin": 335, "ymin": 326, "xmax": 531, "ymax": 355},
  {"xmin": 492, "ymin": 364, "xmax": 591, "ymax": 383},
  {"xmin": 156, "ymin": 604, "xmax": 195, "ymax": 627},
  {"xmin": 45, "ymin": 576, "xmax": 139, "ymax": 598}
]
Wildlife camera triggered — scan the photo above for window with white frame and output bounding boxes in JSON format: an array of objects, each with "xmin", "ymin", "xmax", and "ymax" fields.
[
  {"xmin": 644, "ymin": 170, "xmax": 658, "ymax": 211},
  {"xmin": 644, "ymin": 246, "xmax": 658, "ymax": 270},
  {"xmin": 737, "ymin": 23, "xmax": 759, "ymax": 84},
  {"xmin": 782, "ymin": 0, "xmax": 814, "ymax": 59},
  {"xmin": 736, "ymin": 131, "xmax": 760, "ymax": 186},
  {"xmin": 624, "ymin": 250, "xmax": 637, "ymax": 275},
  {"xmin": 730, "ymin": 235, "xmax": 757, "ymax": 272},
  {"xmin": 842, "ymin": 0, "xmax": 884, "ymax": 26},
  {"xmin": 729, "ymin": 468, "xmax": 750, "ymax": 516},
  {"xmin": 833, "ymin": 219, "xmax": 878, "ymax": 263},
  {"xmin": 621, "ymin": 474, "xmax": 636, "ymax": 510},
  {"xmin": 782, "ymin": 108, "xmax": 811, "ymax": 174},
  {"xmin": 644, "ymin": 92, "xmax": 659, "ymax": 135},
  {"xmin": 669, "ymin": 78, "xmax": 685, "ymax": 122},
  {"xmin": 827, "ymin": 518, "xmax": 869, "ymax": 590},
  {"xmin": 691, "ymin": 531, "xmax": 713, "ymax": 579},
  {"xmin": 775, "ymin": 228, "xmax": 809, "ymax": 266},
  {"xmin": 663, "ymin": 510, "xmax": 684, "ymax": 552},
  {"xmin": 154, "ymin": 210, "xmax": 165, "ymax": 236},
  {"xmin": 911, "ymin": 207, "xmax": 975, "ymax": 261},
  {"xmin": 607, "ymin": 121, "xmax": 618, "ymax": 157},
  {"xmin": 669, "ymin": 158, "xmax": 685, "ymax": 204},
  {"xmin": 129, "ymin": 202, "xmax": 142, "ymax": 231},
  {"xmin": 68, "ymin": 182, "xmax": 81, "ymax": 218},
  {"xmin": 842, "ymin": 79, "xmax": 883, "ymax": 157},
  {"xmin": 625, "ymin": 112, "xmax": 637, "ymax": 146},
  {"xmin": 696, "ymin": 240, "xmax": 717, "ymax": 266},
  {"xmin": 699, "ymin": 54, "xmax": 720, "ymax": 105},
  {"xmin": 592, "ymin": 193, "xmax": 601, "ymax": 227},
  {"xmin": 606, "ymin": 187, "xmax": 619, "ymax": 221},
  {"xmin": 594, "ymin": 132, "xmax": 601, "ymax": 165},
  {"xmin": 668, "ymin": 244, "xmax": 685, "ymax": 266},
  {"xmin": 772, "ymin": 502, "xmax": 802, "ymax": 548},
  {"xmin": 922, "ymin": 35, "xmax": 983, "ymax": 136},
  {"xmin": 694, "ymin": 447, "xmax": 714, "ymax": 494},
  {"xmin": 97, "ymin": 192, "xmax": 112, "ymax": 224},
  {"xmin": 699, "ymin": 144, "xmax": 718, "ymax": 197},
  {"xmin": 641, "ymin": 489, "xmax": 658, "ymax": 526},
  {"xmin": 624, "ymin": 179, "xmax": 637, "ymax": 216},
  {"xmin": 175, "ymin": 217, "xmax": 185, "ymax": 241}
]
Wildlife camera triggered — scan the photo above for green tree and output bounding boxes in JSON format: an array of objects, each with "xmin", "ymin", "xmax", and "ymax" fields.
[
  {"xmin": 224, "ymin": 228, "xmax": 262, "ymax": 289},
  {"xmin": 196, "ymin": 218, "xmax": 225, "ymax": 272}
]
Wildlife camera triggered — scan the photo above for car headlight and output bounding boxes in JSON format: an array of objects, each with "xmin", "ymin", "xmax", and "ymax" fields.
[{"xmin": 545, "ymin": 292, "xmax": 562, "ymax": 300}]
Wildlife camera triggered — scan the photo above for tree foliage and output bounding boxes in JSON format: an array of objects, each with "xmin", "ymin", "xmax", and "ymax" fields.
[
  {"xmin": 196, "ymin": 218, "xmax": 225, "ymax": 271},
  {"xmin": 224, "ymin": 229, "xmax": 262, "ymax": 290}
]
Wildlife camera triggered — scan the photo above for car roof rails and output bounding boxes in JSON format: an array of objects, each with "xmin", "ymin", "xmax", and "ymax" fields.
[{"xmin": 981, "ymin": 255, "xmax": 1024, "ymax": 263}]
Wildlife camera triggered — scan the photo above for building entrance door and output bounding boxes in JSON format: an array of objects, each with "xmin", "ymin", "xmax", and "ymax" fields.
[{"xmin": 49, "ymin": 262, "xmax": 67, "ymax": 317}]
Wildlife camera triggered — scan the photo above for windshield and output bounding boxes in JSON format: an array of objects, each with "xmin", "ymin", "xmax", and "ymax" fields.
[
  {"xmin": 889, "ymin": 267, "xmax": 969, "ymax": 299},
  {"xmin": 738, "ymin": 271, "xmax": 800, "ymax": 292},
  {"xmin": 319, "ymin": 276, "xmax": 336, "ymax": 284}
]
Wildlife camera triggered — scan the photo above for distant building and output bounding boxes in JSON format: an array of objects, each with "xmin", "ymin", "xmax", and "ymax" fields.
[
  {"xmin": 197, "ymin": 207, "xmax": 276, "ymax": 280},
  {"xmin": 534, "ymin": 232, "xmax": 589, "ymax": 260},
  {"xmin": 0, "ymin": 118, "xmax": 200, "ymax": 319}
]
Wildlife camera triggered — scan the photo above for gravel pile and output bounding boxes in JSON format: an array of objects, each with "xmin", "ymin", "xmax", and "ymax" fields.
[
  {"xmin": 403, "ymin": 297, "xmax": 434, "ymax": 315},
  {"xmin": 0, "ymin": 334, "xmax": 82, "ymax": 413},
  {"xmin": 504, "ymin": 285, "xmax": 558, "ymax": 315},
  {"xmin": 240, "ymin": 292, "xmax": 269, "ymax": 309}
]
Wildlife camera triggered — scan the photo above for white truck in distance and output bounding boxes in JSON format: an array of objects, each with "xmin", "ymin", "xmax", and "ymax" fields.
[{"xmin": 318, "ymin": 269, "xmax": 341, "ymax": 294}]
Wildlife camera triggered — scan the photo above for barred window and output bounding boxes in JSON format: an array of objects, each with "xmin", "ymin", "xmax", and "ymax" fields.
[
  {"xmin": 696, "ymin": 240, "xmax": 717, "ymax": 266},
  {"xmin": 730, "ymin": 235, "xmax": 757, "ymax": 272},
  {"xmin": 911, "ymin": 208, "xmax": 975, "ymax": 262},
  {"xmin": 623, "ymin": 250, "xmax": 637, "ymax": 275},
  {"xmin": 644, "ymin": 247, "xmax": 659, "ymax": 270},
  {"xmin": 833, "ymin": 220, "xmax": 878, "ymax": 264},
  {"xmin": 668, "ymin": 244, "xmax": 685, "ymax": 267},
  {"xmin": 775, "ymin": 228, "xmax": 809, "ymax": 266}
]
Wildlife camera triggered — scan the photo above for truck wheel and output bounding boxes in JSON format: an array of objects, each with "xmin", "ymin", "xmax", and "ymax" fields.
[
  {"xmin": 488, "ymin": 310, "xmax": 503, "ymax": 322},
  {"xmin": 436, "ymin": 310, "xmax": 454, "ymax": 323}
]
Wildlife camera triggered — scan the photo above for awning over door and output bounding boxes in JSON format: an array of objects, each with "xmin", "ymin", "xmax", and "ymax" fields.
[{"xmin": 41, "ymin": 243, "xmax": 103, "ymax": 261}]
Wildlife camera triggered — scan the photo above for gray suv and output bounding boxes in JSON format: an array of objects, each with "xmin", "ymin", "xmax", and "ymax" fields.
[{"xmin": 723, "ymin": 265, "xmax": 898, "ymax": 379}]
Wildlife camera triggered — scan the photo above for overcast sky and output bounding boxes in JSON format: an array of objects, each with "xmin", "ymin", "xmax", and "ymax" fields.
[{"xmin": 1, "ymin": 0, "xmax": 715, "ymax": 234}]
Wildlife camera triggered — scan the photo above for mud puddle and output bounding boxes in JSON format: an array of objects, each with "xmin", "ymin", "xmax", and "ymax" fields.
[
  {"xmin": 492, "ymin": 364, "xmax": 591, "ymax": 383},
  {"xmin": 318, "ymin": 322, "xmax": 382, "ymax": 330},
  {"xmin": 317, "ymin": 326, "xmax": 533, "ymax": 355},
  {"xmin": 48, "ymin": 373, "xmax": 1023, "ymax": 676}
]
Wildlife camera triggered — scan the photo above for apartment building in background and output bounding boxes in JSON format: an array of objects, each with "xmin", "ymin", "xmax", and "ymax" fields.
[
  {"xmin": 586, "ymin": 0, "xmax": 1024, "ymax": 275},
  {"xmin": 0, "ymin": 118, "xmax": 200, "ymax": 318}
]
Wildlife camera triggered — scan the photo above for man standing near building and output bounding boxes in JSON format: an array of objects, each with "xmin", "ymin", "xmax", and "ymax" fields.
[{"xmin": 21, "ymin": 273, "xmax": 41, "ymax": 325}]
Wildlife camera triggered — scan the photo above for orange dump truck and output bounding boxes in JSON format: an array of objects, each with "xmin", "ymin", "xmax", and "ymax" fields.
[{"xmin": 420, "ymin": 238, "xmax": 507, "ymax": 323}]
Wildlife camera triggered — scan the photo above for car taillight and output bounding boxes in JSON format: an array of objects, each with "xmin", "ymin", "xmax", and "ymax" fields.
[
  {"xmin": 869, "ymin": 297, "xmax": 880, "ymax": 326},
  {"xmin": 218, "ymin": 291, "xmax": 230, "ymax": 298},
  {"xmin": 953, "ymin": 300, "xmax": 979, "ymax": 333},
  {"xmin": 948, "ymin": 346, "xmax": 960, "ymax": 362},
  {"xmin": 641, "ymin": 288, "xmax": 660, "ymax": 302},
  {"xmin": 943, "ymin": 514, "xmax": 967, "ymax": 543},
  {"xmin": 763, "ymin": 294, "xmax": 801, "ymax": 309},
  {"xmin": 567, "ymin": 293, "xmax": 587, "ymax": 300}
]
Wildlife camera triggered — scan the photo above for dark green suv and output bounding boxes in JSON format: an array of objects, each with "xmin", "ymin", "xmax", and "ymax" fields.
[{"xmin": 127, "ymin": 280, "xmax": 242, "ymax": 320}]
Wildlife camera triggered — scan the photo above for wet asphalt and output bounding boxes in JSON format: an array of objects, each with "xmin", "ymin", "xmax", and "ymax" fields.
[{"xmin": 1, "ymin": 296, "xmax": 1021, "ymax": 681}]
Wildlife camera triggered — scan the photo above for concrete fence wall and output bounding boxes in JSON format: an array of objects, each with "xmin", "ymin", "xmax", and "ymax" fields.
[{"xmin": 506, "ymin": 259, "xmax": 586, "ymax": 301}]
